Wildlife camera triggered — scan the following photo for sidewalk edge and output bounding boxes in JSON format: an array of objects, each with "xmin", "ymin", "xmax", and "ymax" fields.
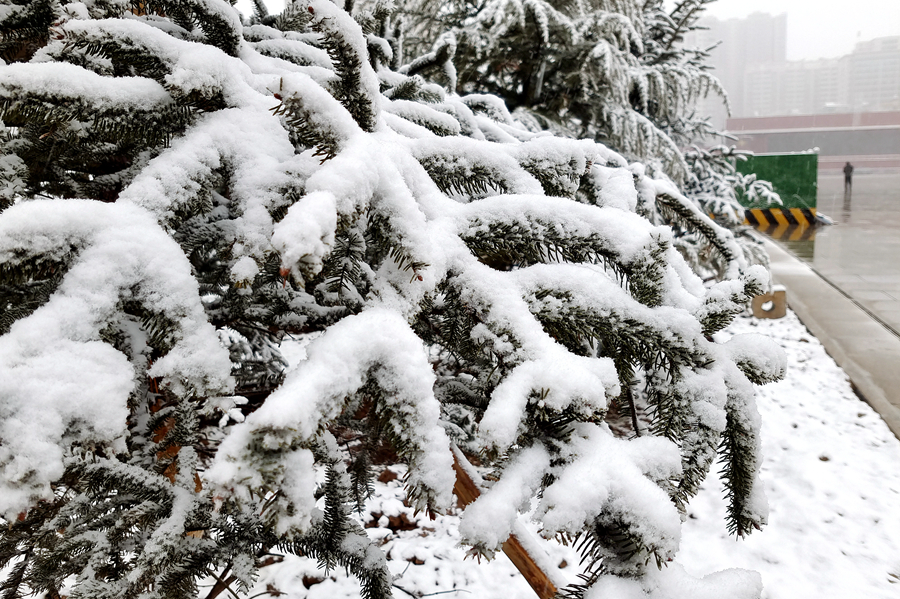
[{"xmin": 761, "ymin": 236, "xmax": 900, "ymax": 440}]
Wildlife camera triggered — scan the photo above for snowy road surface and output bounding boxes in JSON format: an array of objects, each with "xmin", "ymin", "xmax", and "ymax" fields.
[{"xmin": 252, "ymin": 309, "xmax": 900, "ymax": 599}]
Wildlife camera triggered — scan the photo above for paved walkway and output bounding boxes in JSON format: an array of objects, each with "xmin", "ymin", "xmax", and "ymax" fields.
[
  {"xmin": 763, "ymin": 236, "xmax": 900, "ymax": 440},
  {"xmin": 809, "ymin": 171, "xmax": 900, "ymax": 334}
]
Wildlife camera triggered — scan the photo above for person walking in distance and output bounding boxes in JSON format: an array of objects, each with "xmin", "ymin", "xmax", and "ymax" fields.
[{"xmin": 844, "ymin": 161, "xmax": 854, "ymax": 192}]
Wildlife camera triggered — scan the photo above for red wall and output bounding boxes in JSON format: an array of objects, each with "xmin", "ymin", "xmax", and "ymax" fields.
[{"xmin": 726, "ymin": 111, "xmax": 900, "ymax": 132}]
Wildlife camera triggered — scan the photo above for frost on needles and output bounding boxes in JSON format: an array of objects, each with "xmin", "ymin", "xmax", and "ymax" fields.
[{"xmin": 0, "ymin": 1, "xmax": 785, "ymax": 598}]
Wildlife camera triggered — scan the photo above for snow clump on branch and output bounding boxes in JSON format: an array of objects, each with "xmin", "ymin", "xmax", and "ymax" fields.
[{"xmin": 0, "ymin": 1, "xmax": 784, "ymax": 598}]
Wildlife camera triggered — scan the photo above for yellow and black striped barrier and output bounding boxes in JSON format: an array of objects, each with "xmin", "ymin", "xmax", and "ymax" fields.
[
  {"xmin": 744, "ymin": 208, "xmax": 818, "ymax": 241},
  {"xmin": 745, "ymin": 207, "xmax": 817, "ymax": 228}
]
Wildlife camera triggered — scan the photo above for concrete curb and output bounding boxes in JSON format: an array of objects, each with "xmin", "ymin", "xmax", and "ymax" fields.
[{"xmin": 762, "ymin": 236, "xmax": 900, "ymax": 440}]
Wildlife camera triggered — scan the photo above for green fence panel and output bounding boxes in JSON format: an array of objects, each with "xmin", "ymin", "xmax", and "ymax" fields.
[{"xmin": 736, "ymin": 152, "xmax": 818, "ymax": 209}]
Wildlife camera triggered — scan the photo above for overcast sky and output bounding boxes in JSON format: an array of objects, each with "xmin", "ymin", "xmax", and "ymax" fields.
[
  {"xmin": 702, "ymin": 0, "xmax": 900, "ymax": 61},
  {"xmin": 238, "ymin": 0, "xmax": 900, "ymax": 62}
]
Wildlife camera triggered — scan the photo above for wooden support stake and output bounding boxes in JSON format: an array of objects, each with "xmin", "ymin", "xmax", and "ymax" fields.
[{"xmin": 451, "ymin": 450, "xmax": 559, "ymax": 599}]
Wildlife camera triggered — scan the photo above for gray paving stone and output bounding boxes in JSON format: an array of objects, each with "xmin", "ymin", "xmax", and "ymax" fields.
[{"xmin": 848, "ymin": 290, "xmax": 896, "ymax": 301}]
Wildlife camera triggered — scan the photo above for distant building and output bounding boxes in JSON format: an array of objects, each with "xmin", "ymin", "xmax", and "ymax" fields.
[
  {"xmin": 845, "ymin": 37, "xmax": 900, "ymax": 112},
  {"xmin": 741, "ymin": 36, "xmax": 900, "ymax": 116},
  {"xmin": 684, "ymin": 12, "xmax": 787, "ymax": 127},
  {"xmin": 687, "ymin": 14, "xmax": 900, "ymax": 123},
  {"xmin": 743, "ymin": 59, "xmax": 843, "ymax": 116}
]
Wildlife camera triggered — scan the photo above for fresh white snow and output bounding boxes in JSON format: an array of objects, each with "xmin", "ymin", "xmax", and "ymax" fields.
[
  {"xmin": 247, "ymin": 308, "xmax": 900, "ymax": 599},
  {"xmin": 681, "ymin": 310, "xmax": 900, "ymax": 599}
]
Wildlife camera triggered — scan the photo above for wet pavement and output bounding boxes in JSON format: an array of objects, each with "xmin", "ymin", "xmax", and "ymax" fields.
[
  {"xmin": 757, "ymin": 168, "xmax": 900, "ymax": 439},
  {"xmin": 763, "ymin": 235, "xmax": 900, "ymax": 440},
  {"xmin": 788, "ymin": 170, "xmax": 900, "ymax": 336}
]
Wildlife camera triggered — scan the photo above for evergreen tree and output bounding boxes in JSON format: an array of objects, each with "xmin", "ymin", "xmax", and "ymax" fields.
[
  {"xmin": 393, "ymin": 0, "xmax": 781, "ymax": 276},
  {"xmin": 394, "ymin": 0, "xmax": 717, "ymax": 175},
  {"xmin": 0, "ymin": 1, "xmax": 784, "ymax": 598}
]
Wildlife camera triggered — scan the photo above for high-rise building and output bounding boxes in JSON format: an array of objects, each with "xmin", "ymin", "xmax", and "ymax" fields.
[
  {"xmin": 743, "ymin": 59, "xmax": 843, "ymax": 116},
  {"xmin": 740, "ymin": 36, "xmax": 900, "ymax": 116},
  {"xmin": 684, "ymin": 12, "xmax": 787, "ymax": 127},
  {"xmin": 688, "ymin": 12, "xmax": 900, "ymax": 120},
  {"xmin": 845, "ymin": 37, "xmax": 900, "ymax": 112}
]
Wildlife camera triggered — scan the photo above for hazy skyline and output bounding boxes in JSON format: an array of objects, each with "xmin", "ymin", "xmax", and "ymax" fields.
[
  {"xmin": 237, "ymin": 1, "xmax": 900, "ymax": 63},
  {"xmin": 703, "ymin": 0, "xmax": 900, "ymax": 61}
]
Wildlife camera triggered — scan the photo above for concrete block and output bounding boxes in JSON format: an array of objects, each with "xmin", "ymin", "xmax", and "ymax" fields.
[{"xmin": 752, "ymin": 289, "xmax": 787, "ymax": 319}]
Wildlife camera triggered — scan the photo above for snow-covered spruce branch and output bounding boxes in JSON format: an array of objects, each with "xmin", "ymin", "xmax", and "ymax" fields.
[
  {"xmin": 395, "ymin": 0, "xmax": 773, "ymax": 277},
  {"xmin": 0, "ymin": 1, "xmax": 784, "ymax": 598}
]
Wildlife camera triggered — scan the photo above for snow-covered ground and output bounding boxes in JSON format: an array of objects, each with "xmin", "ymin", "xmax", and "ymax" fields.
[
  {"xmin": 681, "ymin": 310, "xmax": 900, "ymax": 599},
  {"xmin": 251, "ymin": 310, "xmax": 900, "ymax": 599}
]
